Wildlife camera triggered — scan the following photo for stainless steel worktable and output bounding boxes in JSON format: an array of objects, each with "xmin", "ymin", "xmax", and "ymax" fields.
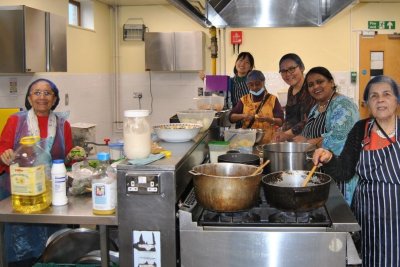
[{"xmin": 0, "ymin": 195, "xmax": 117, "ymax": 267}]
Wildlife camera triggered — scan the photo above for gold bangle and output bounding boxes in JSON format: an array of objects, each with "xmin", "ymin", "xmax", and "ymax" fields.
[{"xmin": 326, "ymin": 152, "xmax": 333, "ymax": 163}]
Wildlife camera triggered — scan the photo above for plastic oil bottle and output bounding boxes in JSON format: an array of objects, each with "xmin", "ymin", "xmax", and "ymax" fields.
[
  {"xmin": 92, "ymin": 152, "xmax": 117, "ymax": 215},
  {"xmin": 10, "ymin": 136, "xmax": 52, "ymax": 213}
]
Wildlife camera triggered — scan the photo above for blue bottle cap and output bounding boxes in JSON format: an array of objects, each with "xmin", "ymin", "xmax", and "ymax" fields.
[
  {"xmin": 53, "ymin": 159, "xmax": 64, "ymax": 164},
  {"xmin": 97, "ymin": 152, "xmax": 110, "ymax": 161}
]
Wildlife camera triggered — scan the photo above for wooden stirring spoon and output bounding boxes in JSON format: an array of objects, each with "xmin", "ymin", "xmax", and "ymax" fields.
[
  {"xmin": 251, "ymin": 160, "xmax": 270, "ymax": 176},
  {"xmin": 302, "ymin": 165, "xmax": 318, "ymax": 187}
]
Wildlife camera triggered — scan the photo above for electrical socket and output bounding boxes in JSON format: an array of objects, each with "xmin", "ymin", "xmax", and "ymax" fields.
[{"xmin": 133, "ymin": 92, "xmax": 143, "ymax": 99}]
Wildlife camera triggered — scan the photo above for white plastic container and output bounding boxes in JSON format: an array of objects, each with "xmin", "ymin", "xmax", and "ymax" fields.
[
  {"xmin": 123, "ymin": 110, "xmax": 151, "ymax": 159},
  {"xmin": 208, "ymin": 141, "xmax": 230, "ymax": 163},
  {"xmin": 51, "ymin": 159, "xmax": 68, "ymax": 206},
  {"xmin": 109, "ymin": 142, "xmax": 124, "ymax": 161}
]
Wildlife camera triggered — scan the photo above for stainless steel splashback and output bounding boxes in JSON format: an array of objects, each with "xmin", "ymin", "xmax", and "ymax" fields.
[{"xmin": 168, "ymin": 0, "xmax": 357, "ymax": 27}]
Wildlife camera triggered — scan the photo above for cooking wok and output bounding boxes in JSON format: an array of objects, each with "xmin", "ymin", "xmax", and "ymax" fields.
[{"xmin": 261, "ymin": 170, "xmax": 331, "ymax": 212}]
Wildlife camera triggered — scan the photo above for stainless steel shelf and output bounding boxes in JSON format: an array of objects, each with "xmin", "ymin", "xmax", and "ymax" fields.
[
  {"xmin": 0, "ymin": 196, "xmax": 117, "ymax": 267},
  {"xmin": 0, "ymin": 196, "xmax": 117, "ymax": 225}
]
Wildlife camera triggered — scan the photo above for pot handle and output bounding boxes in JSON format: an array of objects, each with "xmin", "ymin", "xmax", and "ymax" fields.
[
  {"xmin": 305, "ymin": 151, "xmax": 314, "ymax": 161},
  {"xmin": 293, "ymin": 187, "xmax": 312, "ymax": 193},
  {"xmin": 188, "ymin": 170, "xmax": 201, "ymax": 176}
]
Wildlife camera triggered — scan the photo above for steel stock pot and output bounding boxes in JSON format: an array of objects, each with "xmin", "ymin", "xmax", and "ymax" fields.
[{"xmin": 260, "ymin": 142, "xmax": 315, "ymax": 173}]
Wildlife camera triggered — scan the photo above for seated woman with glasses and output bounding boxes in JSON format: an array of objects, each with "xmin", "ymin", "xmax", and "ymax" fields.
[
  {"xmin": 0, "ymin": 78, "xmax": 78, "ymax": 266},
  {"xmin": 292, "ymin": 67, "xmax": 359, "ymax": 205},
  {"xmin": 229, "ymin": 70, "xmax": 284, "ymax": 144},
  {"xmin": 274, "ymin": 53, "xmax": 315, "ymax": 142}
]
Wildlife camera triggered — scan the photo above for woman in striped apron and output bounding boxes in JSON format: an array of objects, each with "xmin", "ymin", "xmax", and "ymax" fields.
[
  {"xmin": 227, "ymin": 52, "xmax": 255, "ymax": 109},
  {"xmin": 294, "ymin": 66, "xmax": 359, "ymax": 205},
  {"xmin": 313, "ymin": 75, "xmax": 400, "ymax": 267},
  {"xmin": 226, "ymin": 52, "xmax": 255, "ymax": 128}
]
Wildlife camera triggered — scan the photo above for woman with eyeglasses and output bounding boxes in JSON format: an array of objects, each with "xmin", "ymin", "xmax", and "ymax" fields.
[
  {"xmin": 312, "ymin": 75, "xmax": 400, "ymax": 267},
  {"xmin": 293, "ymin": 66, "xmax": 359, "ymax": 205},
  {"xmin": 274, "ymin": 53, "xmax": 315, "ymax": 142},
  {"xmin": 0, "ymin": 78, "xmax": 76, "ymax": 266},
  {"xmin": 229, "ymin": 70, "xmax": 284, "ymax": 144}
]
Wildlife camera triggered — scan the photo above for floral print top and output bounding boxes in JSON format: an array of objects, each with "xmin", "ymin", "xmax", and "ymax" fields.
[
  {"xmin": 307, "ymin": 94, "xmax": 359, "ymax": 205},
  {"xmin": 316, "ymin": 94, "xmax": 359, "ymax": 155}
]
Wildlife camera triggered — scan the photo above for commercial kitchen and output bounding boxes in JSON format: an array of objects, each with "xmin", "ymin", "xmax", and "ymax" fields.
[{"xmin": 0, "ymin": 0, "xmax": 400, "ymax": 266}]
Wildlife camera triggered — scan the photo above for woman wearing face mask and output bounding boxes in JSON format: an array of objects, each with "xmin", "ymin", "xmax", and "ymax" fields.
[
  {"xmin": 274, "ymin": 53, "xmax": 315, "ymax": 142},
  {"xmin": 229, "ymin": 70, "xmax": 284, "ymax": 144}
]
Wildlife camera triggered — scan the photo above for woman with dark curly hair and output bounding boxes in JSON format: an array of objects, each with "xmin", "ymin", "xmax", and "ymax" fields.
[{"xmin": 293, "ymin": 67, "xmax": 359, "ymax": 204}]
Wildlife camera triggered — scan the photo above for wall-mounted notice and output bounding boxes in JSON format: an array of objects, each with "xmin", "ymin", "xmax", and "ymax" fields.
[
  {"xmin": 368, "ymin": 21, "xmax": 395, "ymax": 30},
  {"xmin": 9, "ymin": 78, "xmax": 17, "ymax": 94},
  {"xmin": 133, "ymin": 230, "xmax": 161, "ymax": 267}
]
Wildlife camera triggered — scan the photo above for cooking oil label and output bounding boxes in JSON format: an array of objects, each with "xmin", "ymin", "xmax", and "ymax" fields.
[
  {"xmin": 10, "ymin": 165, "xmax": 46, "ymax": 196},
  {"xmin": 92, "ymin": 182, "xmax": 117, "ymax": 210}
]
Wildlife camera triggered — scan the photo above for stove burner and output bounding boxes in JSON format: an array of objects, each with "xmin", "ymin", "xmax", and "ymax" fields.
[
  {"xmin": 269, "ymin": 211, "xmax": 311, "ymax": 223},
  {"xmin": 202, "ymin": 210, "xmax": 260, "ymax": 224},
  {"xmin": 196, "ymin": 188, "xmax": 331, "ymax": 227}
]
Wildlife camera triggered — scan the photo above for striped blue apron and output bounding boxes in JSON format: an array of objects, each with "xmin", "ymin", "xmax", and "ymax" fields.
[{"xmin": 354, "ymin": 118, "xmax": 400, "ymax": 267}]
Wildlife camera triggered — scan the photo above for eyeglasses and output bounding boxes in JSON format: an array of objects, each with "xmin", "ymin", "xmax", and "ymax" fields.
[
  {"xmin": 279, "ymin": 65, "xmax": 299, "ymax": 75},
  {"xmin": 30, "ymin": 90, "xmax": 54, "ymax": 97},
  {"xmin": 307, "ymin": 79, "xmax": 327, "ymax": 88}
]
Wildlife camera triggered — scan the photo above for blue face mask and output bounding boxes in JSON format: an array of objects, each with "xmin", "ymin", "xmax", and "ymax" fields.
[{"xmin": 250, "ymin": 87, "xmax": 265, "ymax": 96}]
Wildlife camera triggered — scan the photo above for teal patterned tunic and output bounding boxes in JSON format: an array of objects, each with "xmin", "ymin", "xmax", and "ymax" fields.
[{"xmin": 309, "ymin": 94, "xmax": 360, "ymax": 205}]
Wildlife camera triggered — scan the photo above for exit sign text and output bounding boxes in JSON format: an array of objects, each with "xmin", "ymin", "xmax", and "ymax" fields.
[{"xmin": 368, "ymin": 21, "xmax": 396, "ymax": 30}]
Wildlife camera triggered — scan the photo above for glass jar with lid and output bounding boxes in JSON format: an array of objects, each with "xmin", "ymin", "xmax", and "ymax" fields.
[{"xmin": 123, "ymin": 110, "xmax": 151, "ymax": 159}]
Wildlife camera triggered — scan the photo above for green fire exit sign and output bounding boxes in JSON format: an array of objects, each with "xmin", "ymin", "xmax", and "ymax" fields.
[{"xmin": 368, "ymin": 21, "xmax": 396, "ymax": 30}]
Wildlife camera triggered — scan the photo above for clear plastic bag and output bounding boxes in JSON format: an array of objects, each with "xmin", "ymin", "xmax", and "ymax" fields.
[{"xmin": 68, "ymin": 161, "xmax": 95, "ymax": 195}]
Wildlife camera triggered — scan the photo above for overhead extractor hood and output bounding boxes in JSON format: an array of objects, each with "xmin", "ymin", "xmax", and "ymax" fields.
[{"xmin": 167, "ymin": 0, "xmax": 357, "ymax": 28}]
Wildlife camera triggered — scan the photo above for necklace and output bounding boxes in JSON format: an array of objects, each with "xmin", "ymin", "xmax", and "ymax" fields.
[
  {"xmin": 376, "ymin": 129, "xmax": 395, "ymax": 138},
  {"xmin": 317, "ymin": 91, "xmax": 336, "ymax": 112}
]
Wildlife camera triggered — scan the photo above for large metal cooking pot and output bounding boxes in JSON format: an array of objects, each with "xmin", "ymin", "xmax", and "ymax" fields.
[
  {"xmin": 189, "ymin": 163, "xmax": 262, "ymax": 212},
  {"xmin": 261, "ymin": 142, "xmax": 315, "ymax": 173},
  {"xmin": 261, "ymin": 170, "xmax": 331, "ymax": 211},
  {"xmin": 217, "ymin": 151, "xmax": 260, "ymax": 166}
]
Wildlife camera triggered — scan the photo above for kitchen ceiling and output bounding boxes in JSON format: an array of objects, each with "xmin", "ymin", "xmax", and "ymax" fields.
[
  {"xmin": 97, "ymin": 0, "xmax": 400, "ymax": 6},
  {"xmin": 97, "ymin": 0, "xmax": 400, "ymax": 27},
  {"xmin": 97, "ymin": 0, "xmax": 169, "ymax": 5}
]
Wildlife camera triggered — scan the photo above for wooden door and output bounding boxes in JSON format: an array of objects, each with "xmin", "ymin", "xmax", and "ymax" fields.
[{"xmin": 359, "ymin": 34, "xmax": 400, "ymax": 119}]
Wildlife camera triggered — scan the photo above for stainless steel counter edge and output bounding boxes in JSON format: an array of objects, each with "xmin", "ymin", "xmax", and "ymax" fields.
[
  {"xmin": 0, "ymin": 196, "xmax": 117, "ymax": 225},
  {"xmin": 117, "ymin": 131, "xmax": 209, "ymax": 171},
  {"xmin": 325, "ymin": 181, "xmax": 361, "ymax": 232}
]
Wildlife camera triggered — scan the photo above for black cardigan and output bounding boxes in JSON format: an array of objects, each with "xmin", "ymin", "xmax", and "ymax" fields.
[{"xmin": 322, "ymin": 119, "xmax": 368, "ymax": 181}]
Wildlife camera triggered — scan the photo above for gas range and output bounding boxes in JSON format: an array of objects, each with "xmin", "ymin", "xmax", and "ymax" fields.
[
  {"xmin": 197, "ymin": 189, "xmax": 331, "ymax": 228},
  {"xmin": 179, "ymin": 182, "xmax": 362, "ymax": 267}
]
